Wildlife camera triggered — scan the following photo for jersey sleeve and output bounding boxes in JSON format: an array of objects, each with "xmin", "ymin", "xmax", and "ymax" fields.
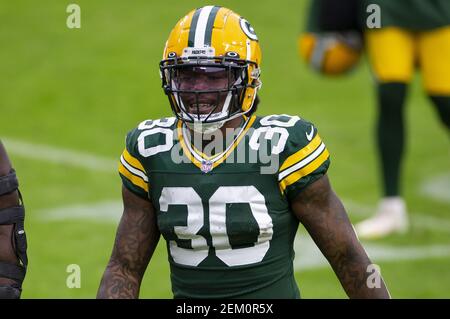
[
  {"xmin": 118, "ymin": 128, "xmax": 150, "ymax": 200},
  {"xmin": 278, "ymin": 120, "xmax": 330, "ymax": 201}
]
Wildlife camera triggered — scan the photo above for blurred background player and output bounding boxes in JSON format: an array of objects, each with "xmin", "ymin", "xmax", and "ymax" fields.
[
  {"xmin": 0, "ymin": 141, "xmax": 27, "ymax": 298},
  {"xmin": 299, "ymin": 0, "xmax": 450, "ymax": 239},
  {"xmin": 357, "ymin": 0, "xmax": 450, "ymax": 238}
]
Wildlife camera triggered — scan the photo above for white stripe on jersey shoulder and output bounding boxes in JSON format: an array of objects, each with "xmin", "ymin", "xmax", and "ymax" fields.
[
  {"xmin": 278, "ymin": 142, "xmax": 326, "ymax": 181},
  {"xmin": 120, "ymin": 155, "xmax": 149, "ymax": 182}
]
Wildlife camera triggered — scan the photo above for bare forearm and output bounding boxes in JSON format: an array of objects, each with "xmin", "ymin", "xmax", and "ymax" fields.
[
  {"xmin": 305, "ymin": 197, "xmax": 389, "ymax": 298},
  {"xmin": 292, "ymin": 176, "xmax": 390, "ymax": 299},
  {"xmin": 97, "ymin": 260, "xmax": 141, "ymax": 299},
  {"xmin": 326, "ymin": 239, "xmax": 389, "ymax": 298},
  {"xmin": 97, "ymin": 187, "xmax": 160, "ymax": 299},
  {"xmin": 304, "ymin": 198, "xmax": 389, "ymax": 298}
]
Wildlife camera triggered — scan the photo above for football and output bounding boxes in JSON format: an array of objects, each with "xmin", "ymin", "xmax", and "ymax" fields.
[{"xmin": 298, "ymin": 31, "xmax": 363, "ymax": 76}]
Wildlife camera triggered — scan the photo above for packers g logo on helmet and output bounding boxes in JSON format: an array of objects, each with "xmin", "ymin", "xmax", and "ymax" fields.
[
  {"xmin": 160, "ymin": 6, "xmax": 262, "ymax": 132},
  {"xmin": 298, "ymin": 31, "xmax": 363, "ymax": 76}
]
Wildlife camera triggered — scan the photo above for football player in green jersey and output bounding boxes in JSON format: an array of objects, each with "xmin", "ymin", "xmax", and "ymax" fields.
[
  {"xmin": 97, "ymin": 6, "xmax": 390, "ymax": 299},
  {"xmin": 357, "ymin": 0, "xmax": 450, "ymax": 238},
  {"xmin": 299, "ymin": 0, "xmax": 450, "ymax": 239}
]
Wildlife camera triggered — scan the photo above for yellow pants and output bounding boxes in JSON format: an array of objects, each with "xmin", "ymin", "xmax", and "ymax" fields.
[{"xmin": 366, "ymin": 26, "xmax": 450, "ymax": 95}]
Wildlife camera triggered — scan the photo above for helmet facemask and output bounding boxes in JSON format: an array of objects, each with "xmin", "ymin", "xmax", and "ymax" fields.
[{"xmin": 160, "ymin": 54, "xmax": 260, "ymax": 134}]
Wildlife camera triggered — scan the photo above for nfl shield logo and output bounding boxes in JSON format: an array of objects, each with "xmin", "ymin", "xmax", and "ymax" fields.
[{"xmin": 201, "ymin": 160, "xmax": 213, "ymax": 173}]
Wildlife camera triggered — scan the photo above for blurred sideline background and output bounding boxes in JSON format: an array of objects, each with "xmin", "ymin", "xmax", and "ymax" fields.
[{"xmin": 0, "ymin": 0, "xmax": 449, "ymax": 298}]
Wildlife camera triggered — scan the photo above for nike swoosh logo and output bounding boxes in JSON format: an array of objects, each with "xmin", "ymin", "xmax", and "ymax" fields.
[{"xmin": 306, "ymin": 125, "xmax": 314, "ymax": 141}]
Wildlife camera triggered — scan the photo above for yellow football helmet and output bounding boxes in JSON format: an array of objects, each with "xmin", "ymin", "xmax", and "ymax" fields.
[
  {"xmin": 160, "ymin": 6, "xmax": 262, "ymax": 132},
  {"xmin": 299, "ymin": 31, "xmax": 362, "ymax": 76}
]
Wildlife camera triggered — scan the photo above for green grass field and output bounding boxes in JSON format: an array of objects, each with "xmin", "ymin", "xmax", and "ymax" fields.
[{"xmin": 1, "ymin": 0, "xmax": 449, "ymax": 298}]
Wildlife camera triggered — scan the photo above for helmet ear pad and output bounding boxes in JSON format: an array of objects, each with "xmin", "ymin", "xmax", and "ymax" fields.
[
  {"xmin": 241, "ymin": 85, "xmax": 258, "ymax": 112},
  {"xmin": 237, "ymin": 61, "xmax": 262, "ymax": 113}
]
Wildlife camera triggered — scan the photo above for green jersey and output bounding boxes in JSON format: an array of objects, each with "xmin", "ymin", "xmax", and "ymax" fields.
[
  {"xmin": 364, "ymin": 0, "xmax": 450, "ymax": 30},
  {"xmin": 118, "ymin": 114, "xmax": 330, "ymax": 298},
  {"xmin": 306, "ymin": 0, "xmax": 450, "ymax": 32}
]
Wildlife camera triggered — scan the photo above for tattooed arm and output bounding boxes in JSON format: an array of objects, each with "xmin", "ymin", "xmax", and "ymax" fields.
[
  {"xmin": 291, "ymin": 175, "xmax": 390, "ymax": 298},
  {"xmin": 97, "ymin": 186, "xmax": 160, "ymax": 298}
]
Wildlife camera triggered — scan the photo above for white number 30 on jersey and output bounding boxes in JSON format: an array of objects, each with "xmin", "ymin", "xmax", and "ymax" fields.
[{"xmin": 159, "ymin": 186, "xmax": 273, "ymax": 267}]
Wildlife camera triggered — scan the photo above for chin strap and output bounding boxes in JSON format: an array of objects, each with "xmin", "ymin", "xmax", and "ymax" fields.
[{"xmin": 0, "ymin": 169, "xmax": 27, "ymax": 299}]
